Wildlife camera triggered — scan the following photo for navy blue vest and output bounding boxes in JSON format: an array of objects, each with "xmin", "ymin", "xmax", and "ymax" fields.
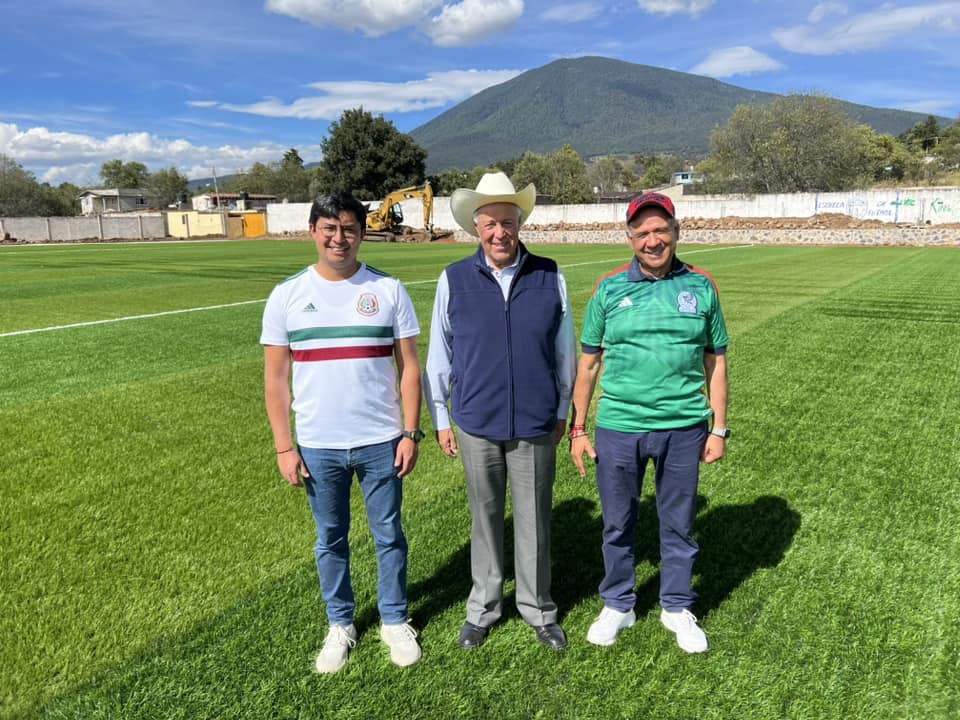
[{"xmin": 446, "ymin": 243, "xmax": 563, "ymax": 441}]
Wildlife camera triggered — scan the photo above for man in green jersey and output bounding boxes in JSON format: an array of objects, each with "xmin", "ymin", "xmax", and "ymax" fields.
[{"xmin": 569, "ymin": 192, "xmax": 729, "ymax": 653}]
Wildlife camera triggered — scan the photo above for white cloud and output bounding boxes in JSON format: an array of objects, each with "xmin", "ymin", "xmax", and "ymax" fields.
[
  {"xmin": 636, "ymin": 0, "xmax": 713, "ymax": 17},
  {"xmin": 212, "ymin": 69, "xmax": 524, "ymax": 119},
  {"xmin": 0, "ymin": 122, "xmax": 321, "ymax": 186},
  {"xmin": 539, "ymin": 2, "xmax": 600, "ymax": 23},
  {"xmin": 774, "ymin": 2, "xmax": 960, "ymax": 55},
  {"xmin": 42, "ymin": 163, "xmax": 99, "ymax": 186},
  {"xmin": 186, "ymin": 101, "xmax": 219, "ymax": 108},
  {"xmin": 265, "ymin": 0, "xmax": 523, "ymax": 45},
  {"xmin": 808, "ymin": 2, "xmax": 847, "ymax": 24},
  {"xmin": 265, "ymin": 0, "xmax": 442, "ymax": 37},
  {"xmin": 427, "ymin": 0, "xmax": 525, "ymax": 47},
  {"xmin": 900, "ymin": 98, "xmax": 959, "ymax": 114},
  {"xmin": 690, "ymin": 46, "xmax": 784, "ymax": 77}
]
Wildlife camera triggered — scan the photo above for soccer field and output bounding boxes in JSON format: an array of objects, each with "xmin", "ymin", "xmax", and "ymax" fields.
[{"xmin": 2, "ymin": 239, "xmax": 959, "ymax": 719}]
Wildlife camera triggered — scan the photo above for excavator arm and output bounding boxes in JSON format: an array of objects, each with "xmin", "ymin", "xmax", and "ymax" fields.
[{"xmin": 366, "ymin": 183, "xmax": 433, "ymax": 233}]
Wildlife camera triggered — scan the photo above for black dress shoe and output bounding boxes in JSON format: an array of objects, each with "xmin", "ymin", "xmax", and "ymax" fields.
[
  {"xmin": 458, "ymin": 621, "xmax": 489, "ymax": 649},
  {"xmin": 534, "ymin": 623, "xmax": 567, "ymax": 649}
]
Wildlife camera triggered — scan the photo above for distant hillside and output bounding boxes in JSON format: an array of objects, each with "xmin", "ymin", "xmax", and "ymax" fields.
[{"xmin": 410, "ymin": 56, "xmax": 950, "ymax": 173}]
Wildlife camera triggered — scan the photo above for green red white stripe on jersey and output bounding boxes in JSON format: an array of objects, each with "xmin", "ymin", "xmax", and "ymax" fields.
[{"xmin": 289, "ymin": 324, "xmax": 395, "ymax": 362}]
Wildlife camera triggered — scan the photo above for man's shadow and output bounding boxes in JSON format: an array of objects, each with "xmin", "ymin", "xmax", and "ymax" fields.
[
  {"xmin": 397, "ymin": 494, "xmax": 799, "ymax": 629},
  {"xmin": 630, "ymin": 494, "xmax": 801, "ymax": 617}
]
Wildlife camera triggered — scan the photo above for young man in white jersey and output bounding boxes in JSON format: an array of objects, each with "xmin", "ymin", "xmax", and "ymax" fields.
[{"xmin": 261, "ymin": 192, "xmax": 424, "ymax": 673}]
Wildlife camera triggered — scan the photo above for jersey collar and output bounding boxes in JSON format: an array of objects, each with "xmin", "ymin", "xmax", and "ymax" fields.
[{"xmin": 628, "ymin": 255, "xmax": 688, "ymax": 283}]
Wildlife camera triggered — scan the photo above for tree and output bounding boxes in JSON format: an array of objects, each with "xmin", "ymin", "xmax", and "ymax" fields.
[
  {"xmin": 0, "ymin": 154, "xmax": 50, "ymax": 216},
  {"xmin": 634, "ymin": 154, "xmax": 684, "ymax": 189},
  {"xmin": 273, "ymin": 148, "xmax": 310, "ymax": 202},
  {"xmin": 899, "ymin": 115, "xmax": 941, "ymax": 152},
  {"xmin": 510, "ymin": 147, "xmax": 593, "ymax": 203},
  {"xmin": 707, "ymin": 94, "xmax": 874, "ymax": 193},
  {"xmin": 511, "ymin": 152, "xmax": 551, "ymax": 195},
  {"xmin": 933, "ymin": 124, "xmax": 960, "ymax": 170},
  {"xmin": 429, "ymin": 168, "xmax": 472, "ymax": 195},
  {"xmin": 862, "ymin": 131, "xmax": 916, "ymax": 183},
  {"xmin": 314, "ymin": 108, "xmax": 426, "ymax": 200},
  {"xmin": 588, "ymin": 155, "xmax": 633, "ymax": 196},
  {"xmin": 0, "ymin": 156, "xmax": 81, "ymax": 217},
  {"xmin": 43, "ymin": 182, "xmax": 82, "ymax": 216},
  {"xmin": 99, "ymin": 159, "xmax": 149, "ymax": 188},
  {"xmin": 228, "ymin": 162, "xmax": 277, "ymax": 195},
  {"xmin": 547, "ymin": 145, "xmax": 593, "ymax": 204},
  {"xmin": 146, "ymin": 166, "xmax": 189, "ymax": 208}
]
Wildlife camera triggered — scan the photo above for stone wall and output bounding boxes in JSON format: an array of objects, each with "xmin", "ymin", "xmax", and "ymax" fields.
[{"xmin": 449, "ymin": 227, "xmax": 960, "ymax": 246}]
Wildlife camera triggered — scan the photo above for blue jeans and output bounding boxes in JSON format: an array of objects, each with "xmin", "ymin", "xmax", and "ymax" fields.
[
  {"xmin": 299, "ymin": 438, "xmax": 409, "ymax": 626},
  {"xmin": 594, "ymin": 422, "xmax": 707, "ymax": 612}
]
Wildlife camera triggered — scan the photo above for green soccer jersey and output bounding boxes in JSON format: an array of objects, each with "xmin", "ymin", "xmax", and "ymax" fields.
[{"xmin": 580, "ymin": 257, "xmax": 729, "ymax": 432}]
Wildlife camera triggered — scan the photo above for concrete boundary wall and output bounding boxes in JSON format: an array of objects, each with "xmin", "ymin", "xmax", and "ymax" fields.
[
  {"xmin": 1, "ymin": 214, "xmax": 166, "ymax": 242},
  {"xmin": 432, "ymin": 187, "xmax": 960, "ymax": 229},
  {"xmin": 266, "ymin": 202, "xmax": 312, "ymax": 234}
]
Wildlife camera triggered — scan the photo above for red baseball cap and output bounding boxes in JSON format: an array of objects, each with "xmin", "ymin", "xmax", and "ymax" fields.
[{"xmin": 626, "ymin": 192, "xmax": 675, "ymax": 222}]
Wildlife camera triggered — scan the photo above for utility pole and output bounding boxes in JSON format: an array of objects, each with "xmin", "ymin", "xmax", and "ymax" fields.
[{"xmin": 212, "ymin": 166, "xmax": 226, "ymax": 236}]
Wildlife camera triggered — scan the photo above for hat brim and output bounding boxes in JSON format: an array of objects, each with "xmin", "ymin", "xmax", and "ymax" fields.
[{"xmin": 450, "ymin": 184, "xmax": 536, "ymax": 237}]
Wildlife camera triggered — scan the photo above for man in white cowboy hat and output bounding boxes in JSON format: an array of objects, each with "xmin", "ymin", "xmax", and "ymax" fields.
[{"xmin": 424, "ymin": 171, "xmax": 577, "ymax": 650}]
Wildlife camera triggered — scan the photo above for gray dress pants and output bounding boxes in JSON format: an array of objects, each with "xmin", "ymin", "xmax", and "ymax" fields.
[{"xmin": 456, "ymin": 428, "xmax": 558, "ymax": 627}]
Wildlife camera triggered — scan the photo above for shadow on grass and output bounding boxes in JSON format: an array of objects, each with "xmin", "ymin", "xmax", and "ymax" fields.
[
  {"xmin": 397, "ymin": 493, "xmax": 799, "ymax": 628},
  {"xmin": 393, "ymin": 497, "xmax": 603, "ymax": 631},
  {"xmin": 631, "ymin": 494, "xmax": 801, "ymax": 618},
  {"xmin": 37, "ymin": 496, "xmax": 798, "ymax": 718}
]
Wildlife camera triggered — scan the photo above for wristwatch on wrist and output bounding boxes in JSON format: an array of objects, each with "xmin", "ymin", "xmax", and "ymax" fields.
[
  {"xmin": 401, "ymin": 429, "xmax": 426, "ymax": 443},
  {"xmin": 710, "ymin": 427, "xmax": 731, "ymax": 439}
]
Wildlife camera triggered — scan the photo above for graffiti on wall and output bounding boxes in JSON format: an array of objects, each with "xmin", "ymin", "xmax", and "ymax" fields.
[
  {"xmin": 930, "ymin": 198, "xmax": 955, "ymax": 215},
  {"xmin": 816, "ymin": 193, "xmax": 960, "ymax": 223}
]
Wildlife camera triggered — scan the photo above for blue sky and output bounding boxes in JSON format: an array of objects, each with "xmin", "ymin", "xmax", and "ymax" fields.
[{"xmin": 2, "ymin": 0, "xmax": 959, "ymax": 186}]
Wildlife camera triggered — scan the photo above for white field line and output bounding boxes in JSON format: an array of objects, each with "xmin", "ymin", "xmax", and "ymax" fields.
[
  {"xmin": 2, "ymin": 244, "xmax": 756, "ymax": 338},
  {"xmin": 0, "ymin": 299, "xmax": 267, "ymax": 338},
  {"xmin": 562, "ymin": 243, "xmax": 754, "ymax": 269}
]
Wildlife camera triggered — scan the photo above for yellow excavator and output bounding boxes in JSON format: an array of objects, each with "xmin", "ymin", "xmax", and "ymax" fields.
[{"xmin": 365, "ymin": 182, "xmax": 435, "ymax": 242}]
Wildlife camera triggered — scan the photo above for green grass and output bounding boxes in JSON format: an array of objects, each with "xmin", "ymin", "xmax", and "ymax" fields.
[{"xmin": 2, "ymin": 239, "xmax": 959, "ymax": 720}]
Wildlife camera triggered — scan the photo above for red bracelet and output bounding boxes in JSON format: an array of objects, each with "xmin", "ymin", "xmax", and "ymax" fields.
[{"xmin": 568, "ymin": 425, "xmax": 587, "ymax": 440}]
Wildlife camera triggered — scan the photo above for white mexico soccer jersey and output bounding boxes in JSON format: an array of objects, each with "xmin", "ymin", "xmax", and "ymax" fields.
[{"xmin": 260, "ymin": 263, "xmax": 420, "ymax": 449}]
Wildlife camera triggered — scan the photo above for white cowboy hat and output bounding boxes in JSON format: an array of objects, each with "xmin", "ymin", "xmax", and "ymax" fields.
[{"xmin": 450, "ymin": 172, "xmax": 536, "ymax": 237}]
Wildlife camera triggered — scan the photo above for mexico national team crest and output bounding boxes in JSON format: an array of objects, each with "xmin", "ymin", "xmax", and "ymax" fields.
[
  {"xmin": 357, "ymin": 292, "xmax": 380, "ymax": 317},
  {"xmin": 677, "ymin": 291, "xmax": 698, "ymax": 314}
]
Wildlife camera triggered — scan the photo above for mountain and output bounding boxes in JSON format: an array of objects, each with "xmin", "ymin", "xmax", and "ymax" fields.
[{"xmin": 410, "ymin": 56, "xmax": 950, "ymax": 173}]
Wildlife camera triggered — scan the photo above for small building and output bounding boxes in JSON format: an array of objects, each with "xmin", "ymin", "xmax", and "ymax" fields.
[
  {"xmin": 191, "ymin": 192, "xmax": 277, "ymax": 212},
  {"xmin": 78, "ymin": 188, "xmax": 156, "ymax": 215}
]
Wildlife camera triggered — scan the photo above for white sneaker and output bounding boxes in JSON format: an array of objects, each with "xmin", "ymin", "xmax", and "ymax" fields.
[
  {"xmin": 660, "ymin": 608, "xmax": 708, "ymax": 653},
  {"xmin": 315, "ymin": 624, "xmax": 357, "ymax": 673},
  {"xmin": 586, "ymin": 607, "xmax": 636, "ymax": 646},
  {"xmin": 380, "ymin": 620, "xmax": 422, "ymax": 667}
]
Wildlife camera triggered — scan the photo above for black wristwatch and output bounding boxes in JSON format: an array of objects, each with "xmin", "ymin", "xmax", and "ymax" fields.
[
  {"xmin": 710, "ymin": 427, "xmax": 731, "ymax": 439},
  {"xmin": 401, "ymin": 429, "xmax": 425, "ymax": 443}
]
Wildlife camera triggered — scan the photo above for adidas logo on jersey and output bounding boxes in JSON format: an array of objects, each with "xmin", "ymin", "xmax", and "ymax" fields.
[
  {"xmin": 618, "ymin": 297, "xmax": 633, "ymax": 308},
  {"xmin": 302, "ymin": 303, "xmax": 318, "ymax": 312}
]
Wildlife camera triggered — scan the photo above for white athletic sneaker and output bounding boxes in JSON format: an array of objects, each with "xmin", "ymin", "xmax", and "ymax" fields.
[
  {"xmin": 660, "ymin": 608, "xmax": 708, "ymax": 653},
  {"xmin": 315, "ymin": 624, "xmax": 357, "ymax": 674},
  {"xmin": 380, "ymin": 620, "xmax": 422, "ymax": 667},
  {"xmin": 586, "ymin": 607, "xmax": 636, "ymax": 646}
]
